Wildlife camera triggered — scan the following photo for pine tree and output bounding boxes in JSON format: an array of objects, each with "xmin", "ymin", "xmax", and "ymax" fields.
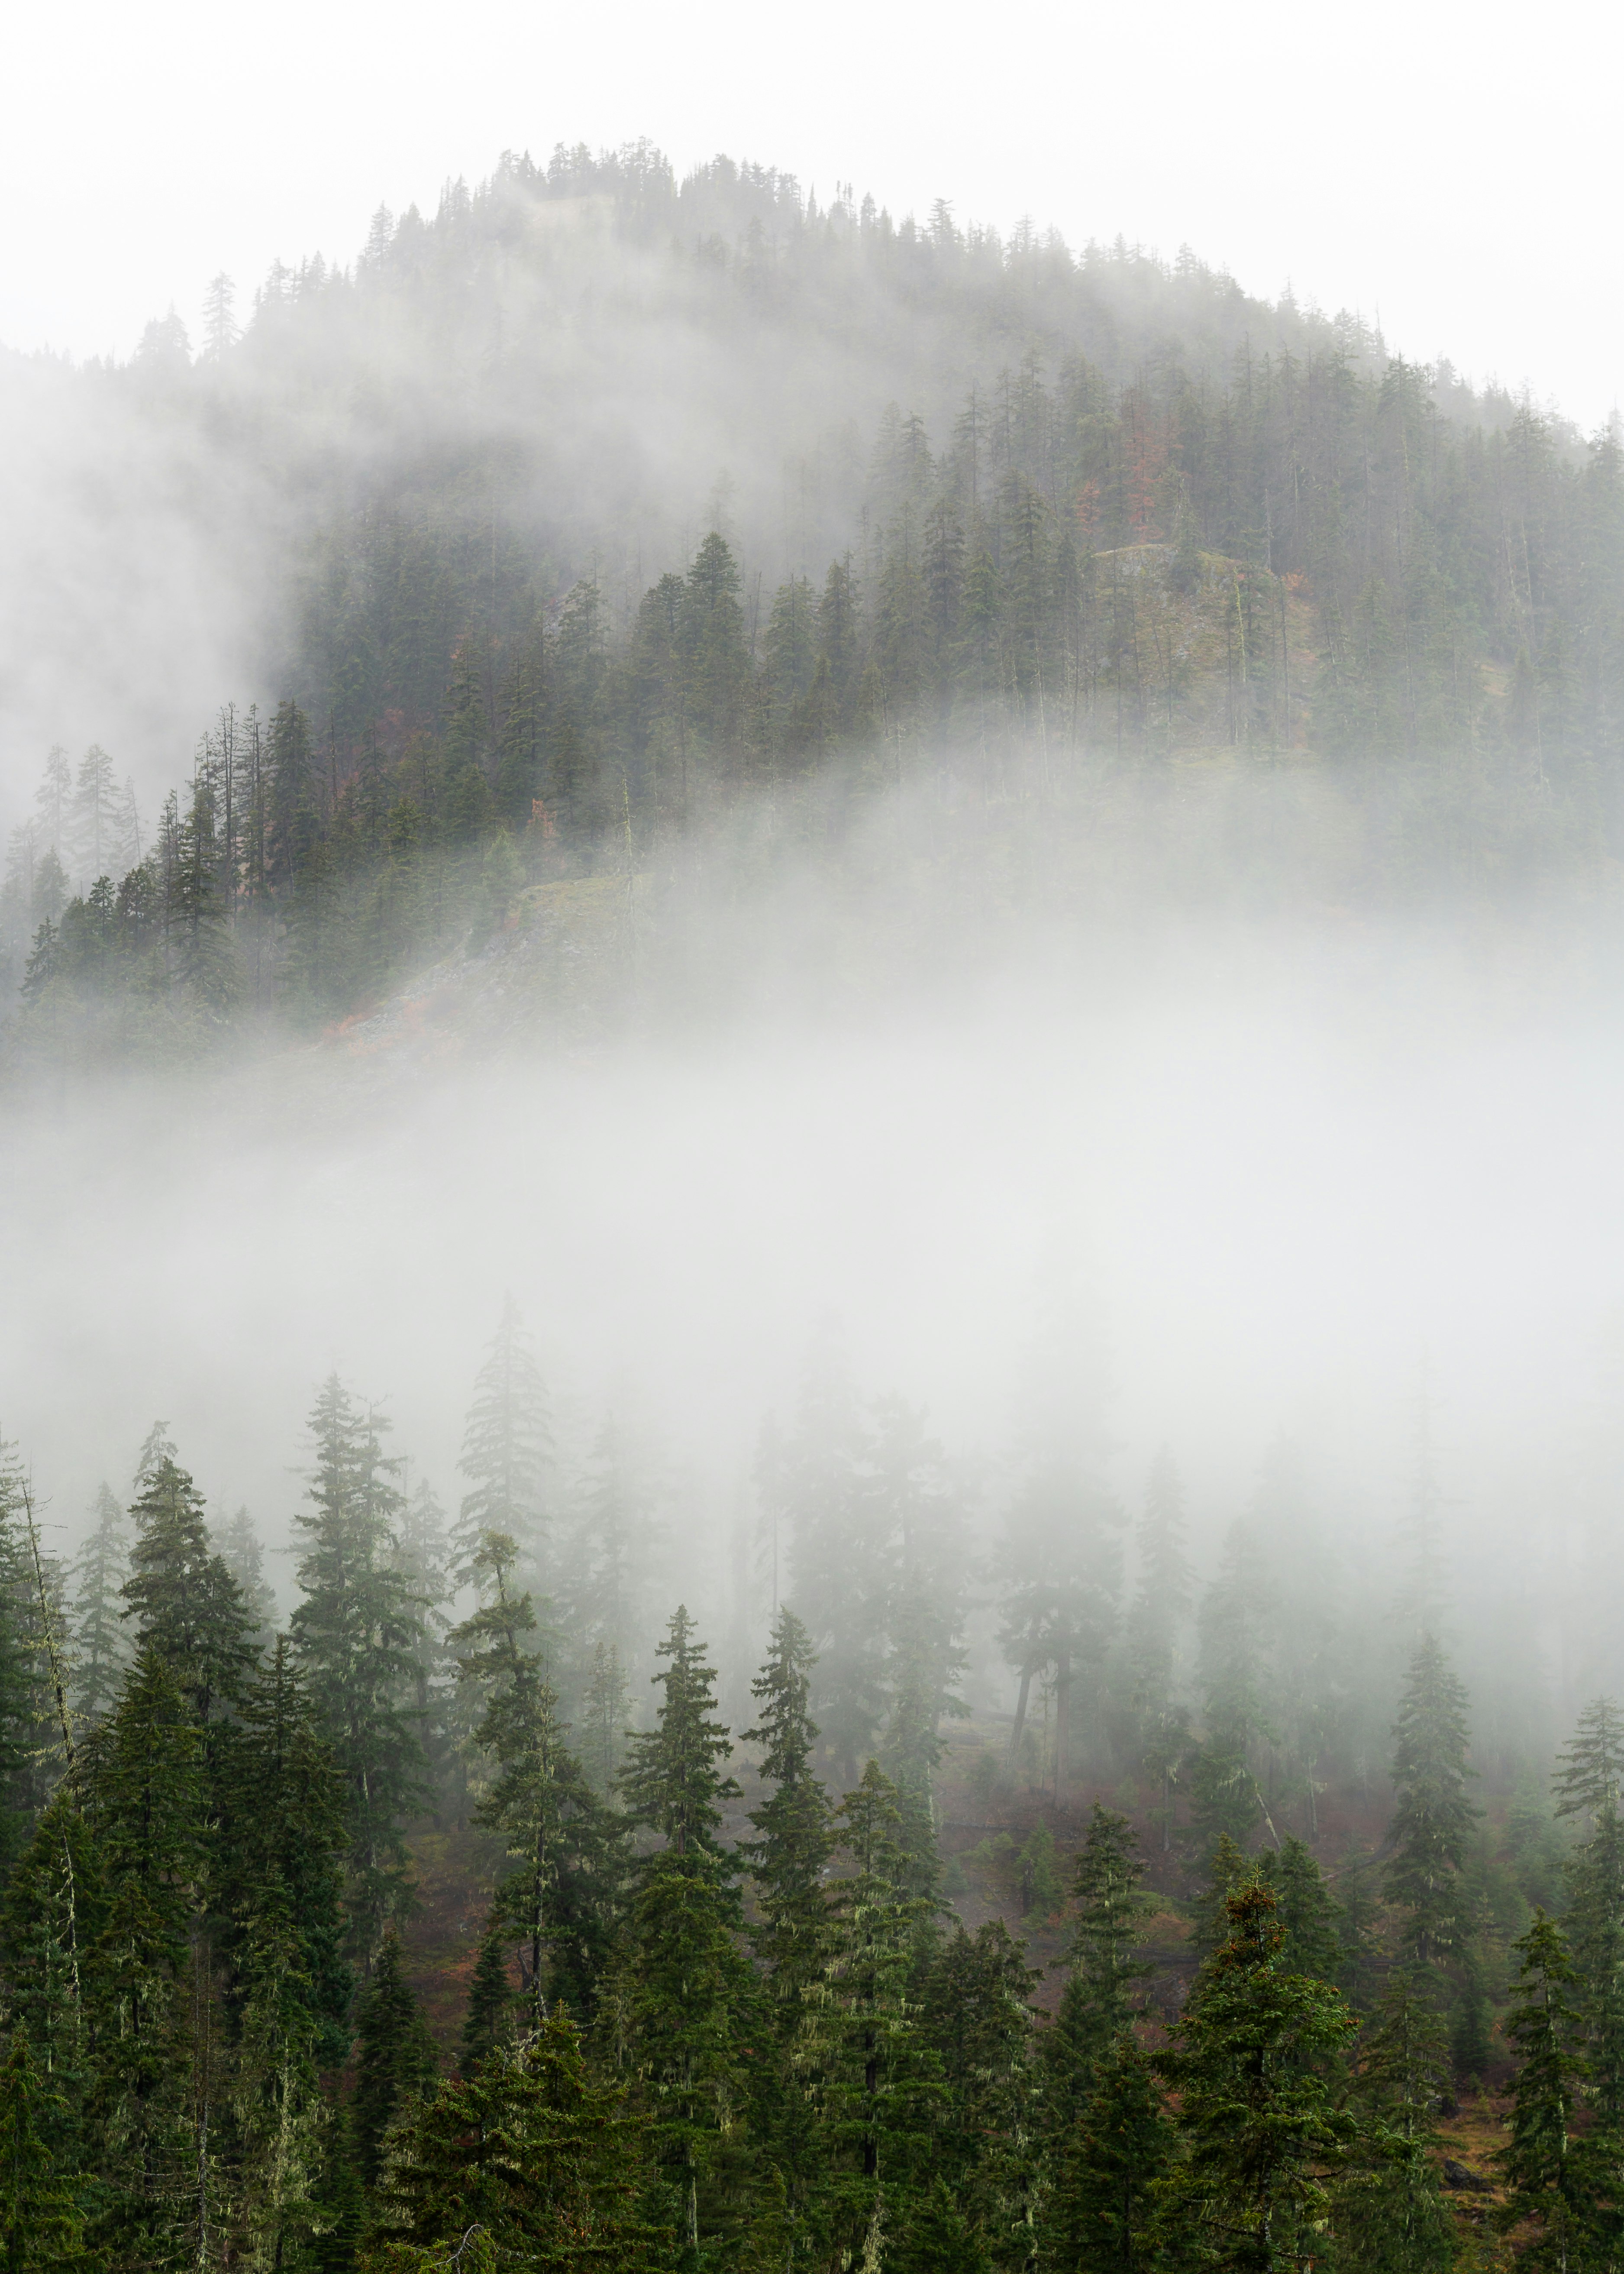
[
  {"xmin": 121, "ymin": 1454, "xmax": 257, "ymax": 1721},
  {"xmin": 800, "ymin": 1763, "xmax": 943, "ymax": 2261},
  {"xmin": 1559, "ymin": 1701, "xmax": 1624, "ymax": 2132},
  {"xmin": 917, "ymin": 1922, "xmax": 1037, "ymax": 2249},
  {"xmin": 1159, "ymin": 1876, "xmax": 1357, "ymax": 2270},
  {"xmin": 290, "ymin": 1378, "xmax": 427, "ymax": 1954},
  {"xmin": 777, "ymin": 1330, "xmax": 888, "ymax": 1785},
  {"xmin": 459, "ymin": 1915, "xmax": 515, "ymax": 2078},
  {"xmin": 352, "ymin": 1933, "xmax": 438, "ymax": 2193},
  {"xmin": 69, "ymin": 1485, "xmax": 129, "ymax": 1723},
  {"xmin": 742, "ymin": 1606, "xmax": 833, "ymax": 2022},
  {"xmin": 1338, "ymin": 1969, "xmax": 1456, "ymax": 2274},
  {"xmin": 1260, "ymin": 1836, "xmax": 1343, "ymax": 1981},
  {"xmin": 617, "ymin": 1608, "xmax": 739, "ymax": 1870},
  {"xmin": 214, "ymin": 1502, "xmax": 280, "ymax": 1646},
  {"xmin": 0, "ymin": 2031, "xmax": 82, "ymax": 2271},
  {"xmin": 1045, "ymin": 1802, "xmax": 1151, "ymax": 2129},
  {"xmin": 454, "ymin": 1297, "xmax": 552, "ymax": 1588},
  {"xmin": 1497, "ymin": 1911, "xmax": 1604, "ymax": 2272},
  {"xmin": 1385, "ymin": 1635, "xmax": 1480, "ymax": 1963},
  {"xmin": 361, "ymin": 2016, "xmax": 664, "ymax": 2269},
  {"xmin": 452, "ymin": 1532, "xmax": 616, "ymax": 2019},
  {"xmin": 1042, "ymin": 2028, "xmax": 1174, "ymax": 2274}
]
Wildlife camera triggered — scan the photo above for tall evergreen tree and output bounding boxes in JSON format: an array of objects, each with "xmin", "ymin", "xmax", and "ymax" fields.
[
  {"xmin": 1558, "ymin": 1699, "xmax": 1624, "ymax": 2134},
  {"xmin": 352, "ymin": 1932, "xmax": 438, "ymax": 2194},
  {"xmin": 1159, "ymin": 1875, "xmax": 1357, "ymax": 2272},
  {"xmin": 1497, "ymin": 1911, "xmax": 1605, "ymax": 2273},
  {"xmin": 69, "ymin": 1484, "xmax": 129, "ymax": 1723},
  {"xmin": 742, "ymin": 1606, "xmax": 833, "ymax": 2022},
  {"xmin": 1042, "ymin": 2028, "xmax": 1175, "ymax": 2274},
  {"xmin": 454, "ymin": 1297, "xmax": 552, "ymax": 1588},
  {"xmin": 121, "ymin": 1454, "xmax": 257, "ymax": 1721},
  {"xmin": 290, "ymin": 1378, "xmax": 427, "ymax": 1955},
  {"xmin": 1385, "ymin": 1635, "xmax": 1480, "ymax": 1964},
  {"xmin": 1045, "ymin": 1802, "xmax": 1151, "ymax": 2127},
  {"xmin": 1337, "ymin": 1969, "xmax": 1456, "ymax": 2274}
]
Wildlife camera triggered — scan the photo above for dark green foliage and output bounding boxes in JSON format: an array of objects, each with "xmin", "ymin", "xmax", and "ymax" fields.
[
  {"xmin": 352, "ymin": 1932, "xmax": 439, "ymax": 2192},
  {"xmin": 121, "ymin": 1453, "xmax": 257, "ymax": 1721},
  {"xmin": 617, "ymin": 1606, "xmax": 739, "ymax": 1870},
  {"xmin": 1159, "ymin": 1875, "xmax": 1358, "ymax": 2271},
  {"xmin": 1496, "ymin": 1910, "xmax": 1606, "ymax": 2271},
  {"xmin": 362, "ymin": 2016, "xmax": 664, "ymax": 2270},
  {"xmin": 0, "ymin": 2032, "xmax": 82, "ymax": 2271},
  {"xmin": 742, "ymin": 1606, "xmax": 832, "ymax": 2022},
  {"xmin": 1337, "ymin": 1969, "xmax": 1456, "ymax": 2274},
  {"xmin": 291, "ymin": 1377, "xmax": 427, "ymax": 1954},
  {"xmin": 1259, "ymin": 1836, "xmax": 1342, "ymax": 1980},
  {"xmin": 1042, "ymin": 2029, "xmax": 1174, "ymax": 2274},
  {"xmin": 460, "ymin": 1915, "xmax": 515, "ymax": 2077}
]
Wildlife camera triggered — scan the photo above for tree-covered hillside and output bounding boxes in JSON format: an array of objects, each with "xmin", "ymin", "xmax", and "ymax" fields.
[{"xmin": 5, "ymin": 139, "xmax": 1622, "ymax": 1045}]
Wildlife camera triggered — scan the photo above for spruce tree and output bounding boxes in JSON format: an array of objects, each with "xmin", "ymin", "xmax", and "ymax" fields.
[
  {"xmin": 617, "ymin": 1607, "xmax": 739, "ymax": 1870},
  {"xmin": 1385, "ymin": 1635, "xmax": 1480, "ymax": 1963},
  {"xmin": 800, "ymin": 1763, "xmax": 943, "ymax": 2263},
  {"xmin": 352, "ymin": 1932, "xmax": 438, "ymax": 2193},
  {"xmin": 614, "ymin": 1609, "xmax": 756, "ymax": 2261},
  {"xmin": 1338, "ymin": 1968, "xmax": 1456, "ymax": 2274},
  {"xmin": 68, "ymin": 1483, "xmax": 129, "ymax": 1723},
  {"xmin": 742, "ymin": 1606, "xmax": 832, "ymax": 2022},
  {"xmin": 1158, "ymin": 1876, "xmax": 1357, "ymax": 2270},
  {"xmin": 1497, "ymin": 1910, "xmax": 1604, "ymax": 2271},
  {"xmin": 121, "ymin": 1453, "xmax": 257, "ymax": 1721},
  {"xmin": 1558, "ymin": 1699, "xmax": 1624, "ymax": 2133},
  {"xmin": 459, "ymin": 1915, "xmax": 515, "ymax": 2078},
  {"xmin": 1042, "ymin": 2028, "xmax": 1175, "ymax": 2274},
  {"xmin": 361, "ymin": 2016, "xmax": 663, "ymax": 2269},
  {"xmin": 917, "ymin": 1922, "xmax": 1037, "ymax": 2250},
  {"xmin": 214, "ymin": 1502, "xmax": 280, "ymax": 1646},
  {"xmin": 1046, "ymin": 1802, "xmax": 1151, "ymax": 2125},
  {"xmin": 452, "ymin": 1533, "xmax": 616, "ymax": 2019},
  {"xmin": 454, "ymin": 1297, "xmax": 551, "ymax": 1588},
  {"xmin": 290, "ymin": 1378, "xmax": 427, "ymax": 1953},
  {"xmin": 1259, "ymin": 1835, "xmax": 1343, "ymax": 1980},
  {"xmin": 0, "ymin": 2031, "xmax": 82, "ymax": 2271}
]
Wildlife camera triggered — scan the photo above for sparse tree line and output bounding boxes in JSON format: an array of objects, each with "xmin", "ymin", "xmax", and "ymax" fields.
[{"xmin": 0, "ymin": 1299, "xmax": 1612, "ymax": 2264}]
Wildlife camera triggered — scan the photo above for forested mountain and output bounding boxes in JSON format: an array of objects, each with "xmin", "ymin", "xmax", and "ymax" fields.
[
  {"xmin": 5, "ymin": 142, "xmax": 1623, "ymax": 1053},
  {"xmin": 0, "ymin": 1297, "xmax": 1612, "ymax": 2270}
]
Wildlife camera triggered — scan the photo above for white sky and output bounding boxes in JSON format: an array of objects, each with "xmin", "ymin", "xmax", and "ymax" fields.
[{"xmin": 5, "ymin": 0, "xmax": 1619, "ymax": 430}]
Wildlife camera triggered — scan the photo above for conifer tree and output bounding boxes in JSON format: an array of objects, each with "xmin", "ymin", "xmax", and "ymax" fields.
[
  {"xmin": 778, "ymin": 1330, "xmax": 888, "ymax": 1785},
  {"xmin": 452, "ymin": 1532, "xmax": 616, "ymax": 2018},
  {"xmin": 214, "ymin": 1501, "xmax": 281, "ymax": 1646},
  {"xmin": 454, "ymin": 1297, "xmax": 551, "ymax": 1587},
  {"xmin": 617, "ymin": 1607, "xmax": 739, "ymax": 1870},
  {"xmin": 1159, "ymin": 1876, "xmax": 1357, "ymax": 2270},
  {"xmin": 1338, "ymin": 1969, "xmax": 1456, "ymax": 2274},
  {"xmin": 742, "ymin": 1606, "xmax": 832, "ymax": 2021},
  {"xmin": 291, "ymin": 1378, "xmax": 426, "ymax": 1954},
  {"xmin": 579, "ymin": 1641, "xmax": 630, "ymax": 1798},
  {"xmin": 1190, "ymin": 1519, "xmax": 1275, "ymax": 1847},
  {"xmin": 801, "ymin": 1763, "xmax": 943, "ymax": 2262},
  {"xmin": 121, "ymin": 1453, "xmax": 257, "ymax": 1721},
  {"xmin": 568, "ymin": 1409, "xmax": 666, "ymax": 1685},
  {"xmin": 1558, "ymin": 1699, "xmax": 1624, "ymax": 2133},
  {"xmin": 1042, "ymin": 2028, "xmax": 1174, "ymax": 2274},
  {"xmin": 1497, "ymin": 1911, "xmax": 1604, "ymax": 2271},
  {"xmin": 1260, "ymin": 1835, "xmax": 1343, "ymax": 1981},
  {"xmin": 1046, "ymin": 1802, "xmax": 1151, "ymax": 2126},
  {"xmin": 352, "ymin": 1933, "xmax": 438, "ymax": 2193},
  {"xmin": 362, "ymin": 2017, "xmax": 663, "ymax": 2270},
  {"xmin": 1385, "ymin": 1635, "xmax": 1480, "ymax": 1963},
  {"xmin": 614, "ymin": 1609, "xmax": 757, "ymax": 2259},
  {"xmin": 69, "ymin": 1483, "xmax": 129, "ymax": 1723},
  {"xmin": 459, "ymin": 1916, "xmax": 515, "ymax": 2078},
  {"xmin": 0, "ymin": 2031, "xmax": 82, "ymax": 2271},
  {"xmin": 917, "ymin": 1921, "xmax": 1037, "ymax": 2249}
]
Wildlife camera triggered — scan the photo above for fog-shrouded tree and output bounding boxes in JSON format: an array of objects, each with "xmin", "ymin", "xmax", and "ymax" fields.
[
  {"xmin": 1385, "ymin": 1634, "xmax": 1480, "ymax": 1965},
  {"xmin": 71, "ymin": 1484, "xmax": 131, "ymax": 1724},
  {"xmin": 741, "ymin": 1605, "xmax": 832, "ymax": 2023},
  {"xmin": 289, "ymin": 1376, "xmax": 426, "ymax": 1957},
  {"xmin": 454, "ymin": 1295, "xmax": 552, "ymax": 1590},
  {"xmin": 1557, "ymin": 1697, "xmax": 1624, "ymax": 2132},
  {"xmin": 121, "ymin": 1453, "xmax": 258, "ymax": 1723}
]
